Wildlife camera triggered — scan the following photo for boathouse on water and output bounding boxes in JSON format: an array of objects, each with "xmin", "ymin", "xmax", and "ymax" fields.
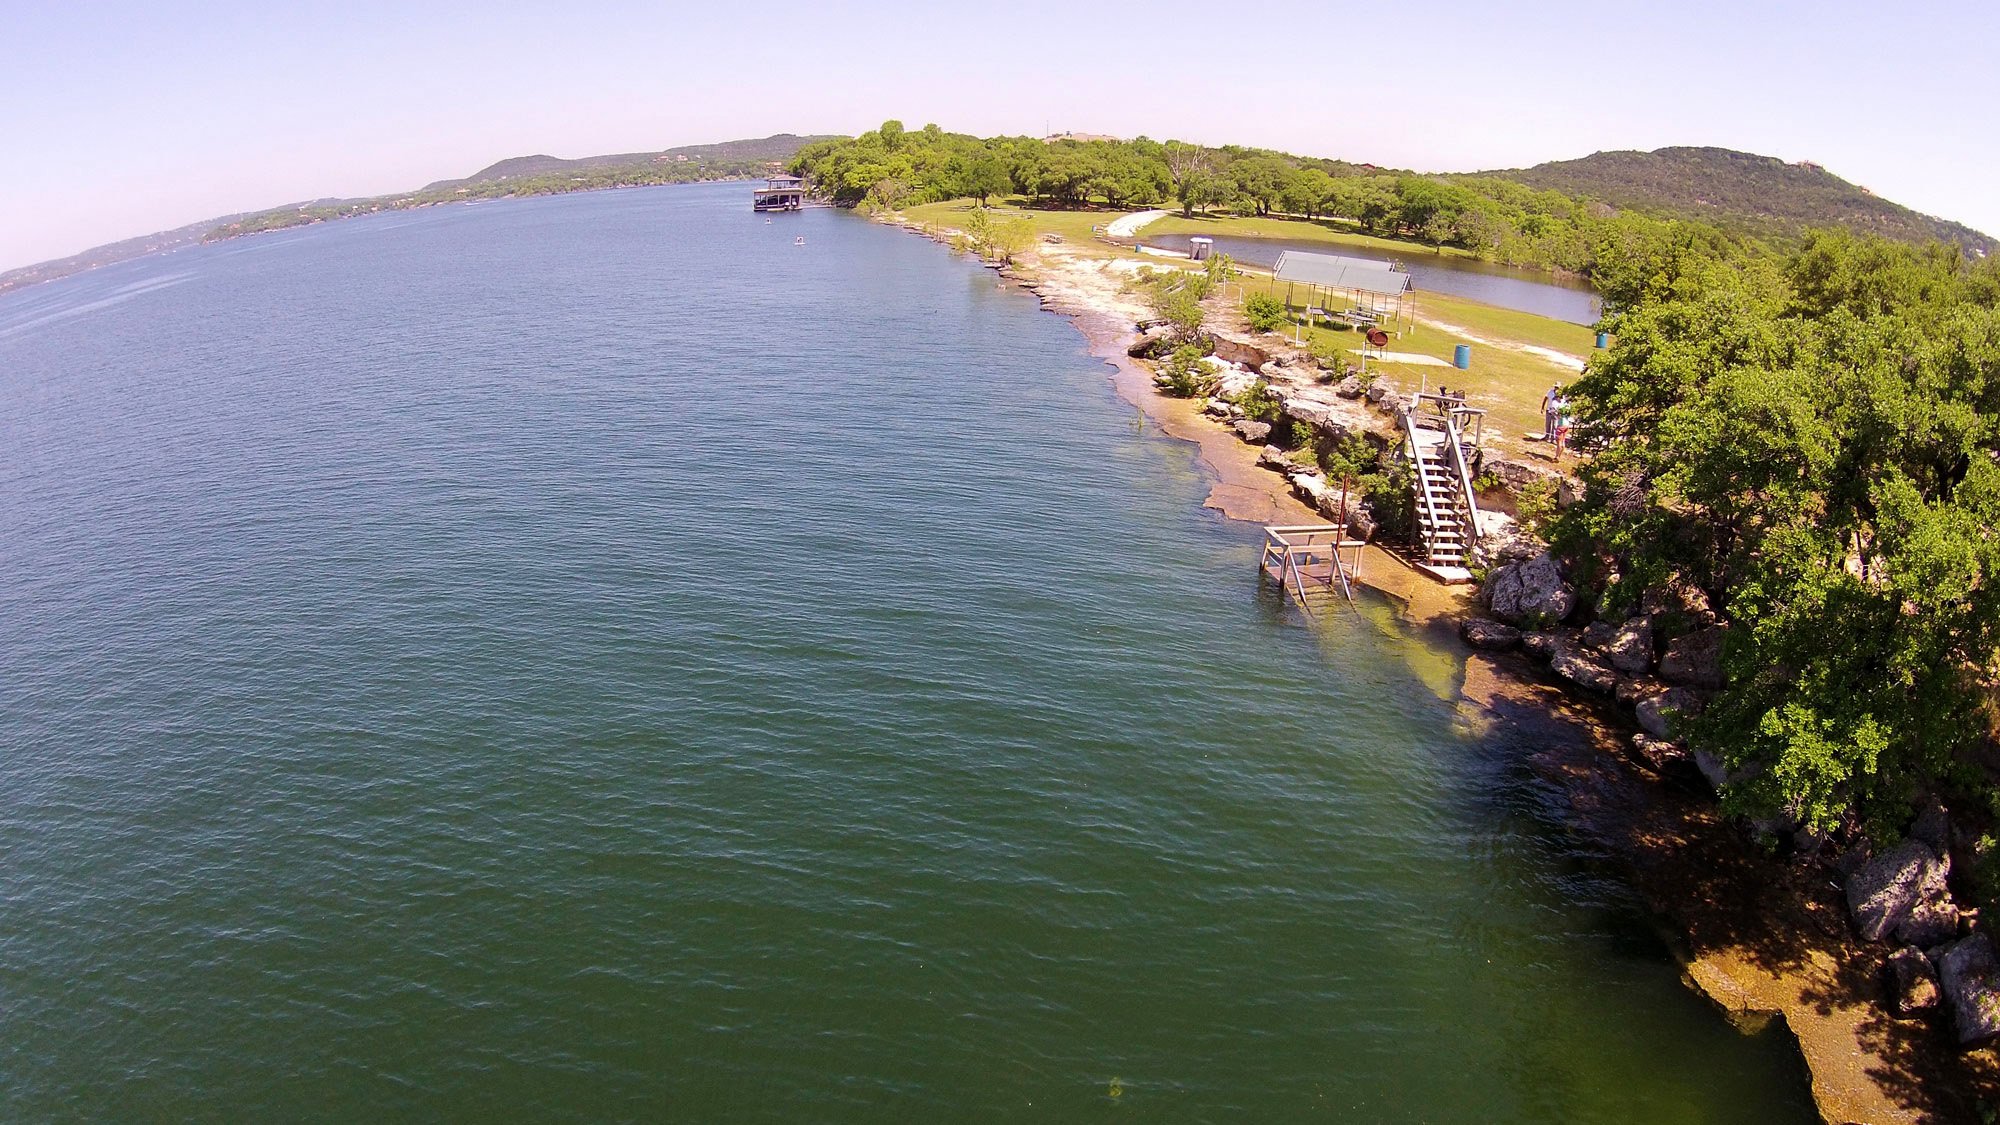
[{"xmin": 754, "ymin": 174, "xmax": 805, "ymax": 212}]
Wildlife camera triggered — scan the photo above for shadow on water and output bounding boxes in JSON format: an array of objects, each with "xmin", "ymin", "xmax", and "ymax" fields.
[{"xmin": 1269, "ymin": 585, "xmax": 1825, "ymax": 1117}]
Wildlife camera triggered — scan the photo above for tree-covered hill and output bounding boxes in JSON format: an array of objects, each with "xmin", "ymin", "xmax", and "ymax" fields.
[
  {"xmin": 422, "ymin": 134, "xmax": 839, "ymax": 190},
  {"xmin": 1478, "ymin": 147, "xmax": 1994, "ymax": 255}
]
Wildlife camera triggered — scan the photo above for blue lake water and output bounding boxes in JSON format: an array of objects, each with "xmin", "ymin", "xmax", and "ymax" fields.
[
  {"xmin": 1142, "ymin": 231, "xmax": 1604, "ymax": 325},
  {"xmin": 0, "ymin": 181, "xmax": 1805, "ymax": 1120}
]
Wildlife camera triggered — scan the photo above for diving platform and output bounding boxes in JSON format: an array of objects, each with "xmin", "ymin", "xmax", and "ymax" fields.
[{"xmin": 1261, "ymin": 524, "xmax": 1364, "ymax": 608}]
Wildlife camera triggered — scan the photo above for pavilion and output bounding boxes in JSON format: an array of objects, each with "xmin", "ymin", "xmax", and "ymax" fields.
[{"xmin": 1272, "ymin": 250, "xmax": 1415, "ymax": 333}]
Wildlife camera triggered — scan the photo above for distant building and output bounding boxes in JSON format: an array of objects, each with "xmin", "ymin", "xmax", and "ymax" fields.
[{"xmin": 1042, "ymin": 131, "xmax": 1121, "ymax": 144}]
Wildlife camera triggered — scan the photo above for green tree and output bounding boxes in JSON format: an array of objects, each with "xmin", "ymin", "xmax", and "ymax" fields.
[
  {"xmin": 965, "ymin": 154, "xmax": 1010, "ymax": 206},
  {"xmin": 1552, "ymin": 232, "xmax": 2000, "ymax": 836}
]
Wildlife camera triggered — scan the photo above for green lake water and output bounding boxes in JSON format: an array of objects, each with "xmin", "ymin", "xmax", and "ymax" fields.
[{"xmin": 0, "ymin": 182, "xmax": 1812, "ymax": 1121}]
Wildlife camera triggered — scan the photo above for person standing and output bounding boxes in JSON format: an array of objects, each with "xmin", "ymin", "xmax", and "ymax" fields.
[
  {"xmin": 1554, "ymin": 394, "xmax": 1573, "ymax": 458},
  {"xmin": 1541, "ymin": 384, "xmax": 1562, "ymax": 441}
]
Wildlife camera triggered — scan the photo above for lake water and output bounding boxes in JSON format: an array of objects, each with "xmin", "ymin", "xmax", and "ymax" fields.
[
  {"xmin": 1143, "ymin": 231, "xmax": 1603, "ymax": 325},
  {"xmin": 0, "ymin": 182, "xmax": 1807, "ymax": 1120}
]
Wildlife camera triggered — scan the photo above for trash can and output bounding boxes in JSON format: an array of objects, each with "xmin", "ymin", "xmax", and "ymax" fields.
[
  {"xmin": 1594, "ymin": 331, "xmax": 1610, "ymax": 349},
  {"xmin": 1453, "ymin": 344, "xmax": 1471, "ymax": 370}
]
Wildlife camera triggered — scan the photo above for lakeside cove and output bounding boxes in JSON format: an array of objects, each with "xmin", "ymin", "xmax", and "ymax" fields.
[{"xmin": 875, "ymin": 198, "xmax": 2000, "ymax": 1123}]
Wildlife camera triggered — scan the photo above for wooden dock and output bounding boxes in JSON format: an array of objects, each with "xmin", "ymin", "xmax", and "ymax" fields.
[{"xmin": 1260, "ymin": 523, "xmax": 1363, "ymax": 609}]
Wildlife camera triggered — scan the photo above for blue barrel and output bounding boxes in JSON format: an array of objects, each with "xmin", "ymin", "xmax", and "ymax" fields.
[
  {"xmin": 1595, "ymin": 331, "xmax": 1610, "ymax": 349},
  {"xmin": 1453, "ymin": 344, "xmax": 1471, "ymax": 370}
]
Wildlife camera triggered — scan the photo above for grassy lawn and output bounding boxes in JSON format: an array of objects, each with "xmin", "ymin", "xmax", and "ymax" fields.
[
  {"xmin": 1145, "ymin": 212, "xmax": 1479, "ymax": 261},
  {"xmin": 1227, "ymin": 273, "xmax": 1595, "ymax": 451},
  {"xmin": 897, "ymin": 196, "xmax": 1124, "ymax": 255}
]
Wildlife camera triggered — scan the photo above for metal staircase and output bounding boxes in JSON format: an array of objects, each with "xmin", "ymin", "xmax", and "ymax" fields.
[{"xmin": 1402, "ymin": 395, "xmax": 1484, "ymax": 580}]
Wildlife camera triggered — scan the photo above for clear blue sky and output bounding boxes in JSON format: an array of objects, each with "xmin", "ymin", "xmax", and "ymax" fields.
[{"xmin": 3, "ymin": 0, "xmax": 1993, "ymax": 272}]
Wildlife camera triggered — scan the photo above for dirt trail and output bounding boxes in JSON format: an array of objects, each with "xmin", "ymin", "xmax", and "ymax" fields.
[{"xmin": 1420, "ymin": 314, "xmax": 1587, "ymax": 372}]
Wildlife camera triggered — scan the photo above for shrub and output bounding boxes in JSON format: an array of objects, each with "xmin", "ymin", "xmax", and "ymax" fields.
[
  {"xmin": 1363, "ymin": 457, "xmax": 1416, "ymax": 542},
  {"xmin": 1244, "ymin": 293, "xmax": 1289, "ymax": 332},
  {"xmin": 1228, "ymin": 378, "xmax": 1283, "ymax": 424},
  {"xmin": 1157, "ymin": 345, "xmax": 1216, "ymax": 398},
  {"xmin": 1513, "ymin": 478, "xmax": 1558, "ymax": 539},
  {"xmin": 1308, "ymin": 335, "xmax": 1346, "ymax": 369}
]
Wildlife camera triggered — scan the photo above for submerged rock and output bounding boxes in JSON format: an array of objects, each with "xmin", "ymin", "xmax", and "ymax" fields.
[
  {"xmin": 1460, "ymin": 617, "xmax": 1521, "ymax": 651},
  {"xmin": 1485, "ymin": 552, "xmax": 1576, "ymax": 627},
  {"xmin": 1936, "ymin": 934, "xmax": 2000, "ymax": 1045},
  {"xmin": 1846, "ymin": 840, "xmax": 1948, "ymax": 943},
  {"xmin": 1888, "ymin": 946, "xmax": 1941, "ymax": 1014}
]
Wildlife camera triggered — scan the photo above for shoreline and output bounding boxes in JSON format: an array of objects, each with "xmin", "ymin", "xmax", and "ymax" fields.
[{"xmin": 887, "ymin": 209, "xmax": 1996, "ymax": 1123}]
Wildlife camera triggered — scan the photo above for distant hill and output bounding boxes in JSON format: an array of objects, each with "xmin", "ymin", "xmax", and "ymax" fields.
[
  {"xmin": 0, "ymin": 213, "xmax": 254, "ymax": 296},
  {"xmin": 1473, "ymin": 147, "xmax": 1994, "ymax": 254},
  {"xmin": 423, "ymin": 134, "xmax": 837, "ymax": 190},
  {"xmin": 1, "ymin": 134, "xmax": 838, "ymax": 297}
]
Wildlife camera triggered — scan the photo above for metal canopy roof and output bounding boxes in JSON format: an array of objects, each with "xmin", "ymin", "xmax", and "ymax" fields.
[{"xmin": 1273, "ymin": 250, "xmax": 1412, "ymax": 297}]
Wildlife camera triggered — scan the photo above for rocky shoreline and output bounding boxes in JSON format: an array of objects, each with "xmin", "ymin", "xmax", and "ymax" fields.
[{"xmin": 890, "ymin": 214, "xmax": 1999, "ymax": 1123}]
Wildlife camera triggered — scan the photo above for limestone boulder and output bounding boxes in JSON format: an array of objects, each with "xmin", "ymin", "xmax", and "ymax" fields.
[
  {"xmin": 1630, "ymin": 733, "xmax": 1688, "ymax": 773},
  {"xmin": 1364, "ymin": 377, "xmax": 1393, "ymax": 403},
  {"xmin": 1615, "ymin": 676, "xmax": 1661, "ymax": 706},
  {"xmin": 1520, "ymin": 631, "xmax": 1558, "ymax": 661},
  {"xmin": 1911, "ymin": 797, "xmax": 1951, "ymax": 856},
  {"xmin": 1233, "ymin": 419, "xmax": 1272, "ymax": 444},
  {"xmin": 1634, "ymin": 687, "xmax": 1700, "ymax": 739},
  {"xmin": 1692, "ymin": 749, "xmax": 1731, "ymax": 791},
  {"xmin": 1660, "ymin": 626, "xmax": 1727, "ymax": 689},
  {"xmin": 1333, "ymin": 374, "xmax": 1365, "ymax": 399},
  {"xmin": 1895, "ymin": 895, "xmax": 1961, "ymax": 948},
  {"xmin": 1483, "ymin": 457, "xmax": 1562, "ymax": 496},
  {"xmin": 1936, "ymin": 934, "xmax": 2000, "ymax": 1045},
  {"xmin": 1485, "ymin": 552, "xmax": 1576, "ymax": 627},
  {"xmin": 1549, "ymin": 645, "xmax": 1618, "ymax": 694},
  {"xmin": 1460, "ymin": 617, "xmax": 1521, "ymax": 651},
  {"xmin": 1846, "ymin": 840, "xmax": 1948, "ymax": 943},
  {"xmin": 1604, "ymin": 618, "xmax": 1655, "ymax": 674},
  {"xmin": 1257, "ymin": 445, "xmax": 1291, "ymax": 472},
  {"xmin": 1888, "ymin": 946, "xmax": 1941, "ymax": 1015},
  {"xmin": 1580, "ymin": 620, "xmax": 1616, "ymax": 651},
  {"xmin": 1290, "ymin": 473, "xmax": 1331, "ymax": 508},
  {"xmin": 1203, "ymin": 399, "xmax": 1232, "ymax": 419}
]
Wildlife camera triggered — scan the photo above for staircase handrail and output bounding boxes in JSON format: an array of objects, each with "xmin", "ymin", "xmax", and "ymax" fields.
[
  {"xmin": 1400, "ymin": 407, "xmax": 1446, "ymax": 554},
  {"xmin": 1443, "ymin": 408, "xmax": 1484, "ymax": 548}
]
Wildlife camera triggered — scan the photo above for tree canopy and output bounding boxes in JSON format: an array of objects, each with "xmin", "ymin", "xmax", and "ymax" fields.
[
  {"xmin": 1554, "ymin": 231, "xmax": 2000, "ymax": 835},
  {"xmin": 789, "ymin": 123, "xmax": 1755, "ymax": 287}
]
